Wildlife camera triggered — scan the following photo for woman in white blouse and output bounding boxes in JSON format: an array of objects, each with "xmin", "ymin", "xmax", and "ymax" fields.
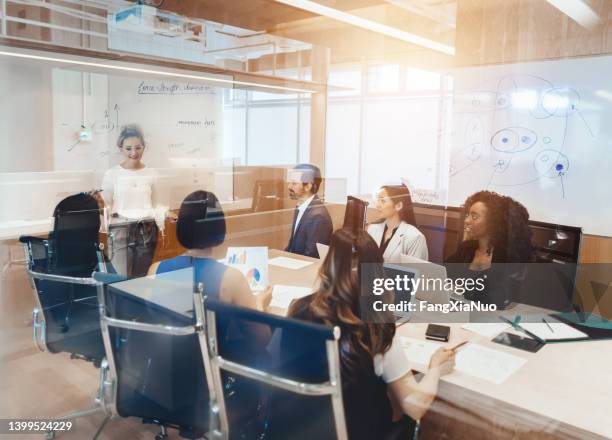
[
  {"xmin": 367, "ymin": 184, "xmax": 429, "ymax": 262},
  {"xmin": 101, "ymin": 125, "xmax": 160, "ymax": 277},
  {"xmin": 101, "ymin": 124, "xmax": 158, "ymax": 217}
]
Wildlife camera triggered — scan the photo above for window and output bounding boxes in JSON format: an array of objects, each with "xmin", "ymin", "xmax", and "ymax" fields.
[
  {"xmin": 405, "ymin": 67, "xmax": 441, "ymax": 91},
  {"xmin": 367, "ymin": 64, "xmax": 400, "ymax": 93},
  {"xmin": 329, "ymin": 66, "xmax": 362, "ymax": 97},
  {"xmin": 325, "ymin": 63, "xmax": 451, "ymax": 200}
]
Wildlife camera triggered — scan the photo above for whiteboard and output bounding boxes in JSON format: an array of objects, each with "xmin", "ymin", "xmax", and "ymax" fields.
[
  {"xmin": 448, "ymin": 56, "xmax": 612, "ymax": 237},
  {"xmin": 108, "ymin": 76, "xmax": 225, "ymax": 168},
  {"xmin": 52, "ymin": 69, "xmax": 228, "ymax": 170},
  {"xmin": 50, "ymin": 69, "xmax": 234, "ymax": 204}
]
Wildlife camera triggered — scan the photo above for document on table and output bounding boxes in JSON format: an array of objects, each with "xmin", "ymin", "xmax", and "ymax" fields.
[
  {"xmin": 400, "ymin": 337, "xmax": 527, "ymax": 384},
  {"xmin": 269, "ymin": 285, "xmax": 313, "ymax": 309},
  {"xmin": 519, "ymin": 322, "xmax": 588, "ymax": 341},
  {"xmin": 268, "ymin": 256, "xmax": 314, "ymax": 270},
  {"xmin": 462, "ymin": 323, "xmax": 510, "ymax": 338},
  {"xmin": 455, "ymin": 344, "xmax": 527, "ymax": 384},
  {"xmin": 400, "ymin": 337, "xmax": 443, "ymax": 366}
]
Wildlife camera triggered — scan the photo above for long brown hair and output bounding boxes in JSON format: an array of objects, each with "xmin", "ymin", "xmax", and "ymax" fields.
[{"xmin": 293, "ymin": 229, "xmax": 395, "ymax": 378}]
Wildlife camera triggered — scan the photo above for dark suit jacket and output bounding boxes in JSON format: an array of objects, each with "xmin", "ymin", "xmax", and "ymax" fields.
[{"xmin": 285, "ymin": 195, "xmax": 333, "ymax": 258}]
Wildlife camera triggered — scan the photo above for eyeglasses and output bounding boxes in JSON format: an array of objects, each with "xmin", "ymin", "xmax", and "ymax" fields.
[{"xmin": 121, "ymin": 145, "xmax": 144, "ymax": 152}]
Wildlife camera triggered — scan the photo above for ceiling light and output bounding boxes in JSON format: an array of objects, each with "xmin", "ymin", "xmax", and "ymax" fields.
[
  {"xmin": 273, "ymin": 0, "xmax": 455, "ymax": 55},
  {"xmin": 0, "ymin": 49, "xmax": 316, "ymax": 94},
  {"xmin": 546, "ymin": 0, "xmax": 601, "ymax": 29}
]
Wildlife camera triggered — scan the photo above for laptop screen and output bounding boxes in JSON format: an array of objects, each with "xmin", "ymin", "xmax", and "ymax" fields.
[{"xmin": 383, "ymin": 263, "xmax": 418, "ymax": 317}]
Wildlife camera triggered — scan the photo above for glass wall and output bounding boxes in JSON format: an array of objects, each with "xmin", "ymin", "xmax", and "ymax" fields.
[{"xmin": 326, "ymin": 63, "xmax": 452, "ymax": 199}]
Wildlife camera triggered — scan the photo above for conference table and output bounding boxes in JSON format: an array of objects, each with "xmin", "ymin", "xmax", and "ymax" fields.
[{"xmin": 109, "ymin": 249, "xmax": 612, "ymax": 440}]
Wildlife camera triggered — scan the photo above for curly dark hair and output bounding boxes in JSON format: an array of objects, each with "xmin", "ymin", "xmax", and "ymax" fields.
[{"xmin": 463, "ymin": 191, "xmax": 534, "ymax": 262}]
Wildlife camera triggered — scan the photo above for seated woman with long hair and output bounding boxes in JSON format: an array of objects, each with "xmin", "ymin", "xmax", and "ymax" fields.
[
  {"xmin": 367, "ymin": 184, "xmax": 428, "ymax": 262},
  {"xmin": 445, "ymin": 190, "xmax": 534, "ymax": 308},
  {"xmin": 286, "ymin": 229, "xmax": 454, "ymax": 440}
]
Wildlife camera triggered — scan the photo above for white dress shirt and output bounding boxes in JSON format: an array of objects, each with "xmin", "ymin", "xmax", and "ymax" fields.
[{"xmin": 294, "ymin": 194, "xmax": 315, "ymax": 233}]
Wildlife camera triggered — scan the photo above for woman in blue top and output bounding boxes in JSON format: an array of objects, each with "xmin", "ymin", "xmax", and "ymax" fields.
[
  {"xmin": 149, "ymin": 190, "xmax": 271, "ymax": 438},
  {"xmin": 148, "ymin": 190, "xmax": 269, "ymax": 311}
]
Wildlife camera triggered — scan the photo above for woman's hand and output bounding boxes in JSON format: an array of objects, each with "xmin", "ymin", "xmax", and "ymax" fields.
[
  {"xmin": 256, "ymin": 286, "xmax": 273, "ymax": 311},
  {"xmin": 91, "ymin": 191, "xmax": 105, "ymax": 210},
  {"xmin": 428, "ymin": 348, "xmax": 455, "ymax": 376}
]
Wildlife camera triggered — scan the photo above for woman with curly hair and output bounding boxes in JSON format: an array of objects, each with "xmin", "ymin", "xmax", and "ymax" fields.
[
  {"xmin": 283, "ymin": 229, "xmax": 455, "ymax": 440},
  {"xmin": 445, "ymin": 191, "xmax": 534, "ymax": 308}
]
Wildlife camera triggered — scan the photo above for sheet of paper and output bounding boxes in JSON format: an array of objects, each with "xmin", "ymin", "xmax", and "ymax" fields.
[
  {"xmin": 225, "ymin": 247, "xmax": 269, "ymax": 291},
  {"xmin": 462, "ymin": 323, "xmax": 510, "ymax": 338},
  {"xmin": 400, "ymin": 336, "xmax": 443, "ymax": 366},
  {"xmin": 455, "ymin": 344, "xmax": 527, "ymax": 384},
  {"xmin": 268, "ymin": 256, "xmax": 313, "ymax": 270},
  {"xmin": 269, "ymin": 285, "xmax": 313, "ymax": 309},
  {"xmin": 519, "ymin": 322, "xmax": 588, "ymax": 341}
]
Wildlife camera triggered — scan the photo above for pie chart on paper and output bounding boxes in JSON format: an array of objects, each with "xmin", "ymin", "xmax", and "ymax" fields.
[{"xmin": 246, "ymin": 268, "xmax": 261, "ymax": 288}]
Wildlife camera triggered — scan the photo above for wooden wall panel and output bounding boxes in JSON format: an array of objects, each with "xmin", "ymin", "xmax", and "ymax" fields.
[{"xmin": 456, "ymin": 0, "xmax": 612, "ymax": 65}]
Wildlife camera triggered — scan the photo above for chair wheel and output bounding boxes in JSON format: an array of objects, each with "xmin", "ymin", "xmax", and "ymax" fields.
[
  {"xmin": 45, "ymin": 430, "xmax": 55, "ymax": 439},
  {"xmin": 154, "ymin": 434, "xmax": 168, "ymax": 440}
]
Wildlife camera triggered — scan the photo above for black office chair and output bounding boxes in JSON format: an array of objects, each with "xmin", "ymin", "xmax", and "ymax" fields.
[
  {"xmin": 97, "ymin": 276, "xmax": 214, "ymax": 440},
  {"xmin": 19, "ymin": 193, "xmax": 112, "ymax": 439},
  {"xmin": 342, "ymin": 196, "xmax": 368, "ymax": 235},
  {"xmin": 204, "ymin": 299, "xmax": 348, "ymax": 440}
]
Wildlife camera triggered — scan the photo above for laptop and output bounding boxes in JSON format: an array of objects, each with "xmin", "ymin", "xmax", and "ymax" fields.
[
  {"xmin": 399, "ymin": 255, "xmax": 471, "ymax": 307},
  {"xmin": 316, "ymin": 242, "xmax": 330, "ymax": 261},
  {"xmin": 383, "ymin": 263, "xmax": 419, "ymax": 323},
  {"xmin": 400, "ymin": 255, "xmax": 451, "ymax": 304}
]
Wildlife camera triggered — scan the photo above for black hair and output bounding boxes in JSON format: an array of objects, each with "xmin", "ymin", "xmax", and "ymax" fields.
[
  {"xmin": 176, "ymin": 191, "xmax": 226, "ymax": 249},
  {"xmin": 117, "ymin": 124, "xmax": 146, "ymax": 149},
  {"xmin": 377, "ymin": 184, "xmax": 417, "ymax": 226},
  {"xmin": 463, "ymin": 190, "xmax": 534, "ymax": 262},
  {"xmin": 293, "ymin": 163, "xmax": 323, "ymax": 194}
]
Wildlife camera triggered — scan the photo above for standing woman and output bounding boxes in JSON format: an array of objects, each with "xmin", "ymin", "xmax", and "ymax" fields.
[
  {"xmin": 367, "ymin": 184, "xmax": 428, "ymax": 262},
  {"xmin": 101, "ymin": 124, "xmax": 161, "ymax": 277}
]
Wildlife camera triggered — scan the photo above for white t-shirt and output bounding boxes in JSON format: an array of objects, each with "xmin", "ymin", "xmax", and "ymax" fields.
[
  {"xmin": 101, "ymin": 165, "xmax": 158, "ymax": 216},
  {"xmin": 374, "ymin": 336, "xmax": 412, "ymax": 383}
]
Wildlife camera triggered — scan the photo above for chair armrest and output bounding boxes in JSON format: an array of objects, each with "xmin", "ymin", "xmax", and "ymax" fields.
[
  {"xmin": 19, "ymin": 235, "xmax": 49, "ymax": 244},
  {"xmin": 93, "ymin": 272, "xmax": 128, "ymax": 284}
]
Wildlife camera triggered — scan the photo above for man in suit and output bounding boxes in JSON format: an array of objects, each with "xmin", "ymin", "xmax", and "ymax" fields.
[{"xmin": 285, "ymin": 164, "xmax": 333, "ymax": 258}]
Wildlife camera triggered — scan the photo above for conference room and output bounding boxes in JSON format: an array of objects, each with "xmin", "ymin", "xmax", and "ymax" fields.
[{"xmin": 1, "ymin": 1, "xmax": 611, "ymax": 439}]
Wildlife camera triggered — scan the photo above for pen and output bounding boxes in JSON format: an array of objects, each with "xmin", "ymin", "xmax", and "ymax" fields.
[
  {"xmin": 449, "ymin": 340, "xmax": 468, "ymax": 352},
  {"xmin": 542, "ymin": 318, "xmax": 554, "ymax": 333}
]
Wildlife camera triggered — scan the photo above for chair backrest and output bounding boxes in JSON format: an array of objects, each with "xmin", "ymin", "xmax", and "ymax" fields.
[
  {"xmin": 26, "ymin": 269, "xmax": 105, "ymax": 361},
  {"xmin": 205, "ymin": 299, "xmax": 347, "ymax": 440},
  {"xmin": 342, "ymin": 196, "xmax": 368, "ymax": 235},
  {"xmin": 97, "ymin": 276, "xmax": 213, "ymax": 438},
  {"xmin": 52, "ymin": 193, "xmax": 101, "ymax": 276},
  {"xmin": 20, "ymin": 228, "xmax": 106, "ymax": 362}
]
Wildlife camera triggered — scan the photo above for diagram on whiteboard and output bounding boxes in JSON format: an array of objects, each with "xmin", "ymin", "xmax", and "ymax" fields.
[{"xmin": 450, "ymin": 74, "xmax": 595, "ymax": 199}]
